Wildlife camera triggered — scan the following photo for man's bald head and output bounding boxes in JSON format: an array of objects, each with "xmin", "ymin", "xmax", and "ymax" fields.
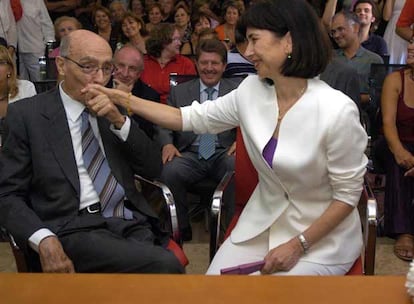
[{"xmin": 60, "ymin": 30, "xmax": 111, "ymax": 57}]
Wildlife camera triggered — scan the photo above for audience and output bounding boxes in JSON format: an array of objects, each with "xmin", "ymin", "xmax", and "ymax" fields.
[
  {"xmin": 44, "ymin": 0, "xmax": 78, "ymax": 22},
  {"xmin": 128, "ymin": 0, "xmax": 147, "ymax": 22},
  {"xmin": 141, "ymin": 23, "xmax": 196, "ymax": 103},
  {"xmin": 376, "ymin": 41, "xmax": 414, "ymax": 261},
  {"xmin": 49, "ymin": 16, "xmax": 82, "ymax": 58},
  {"xmin": 353, "ymin": 0, "xmax": 388, "ymax": 57},
  {"xmin": 383, "ymin": 0, "xmax": 408, "ymax": 64},
  {"xmin": 0, "ymin": 30, "xmax": 183, "ymax": 274},
  {"xmin": 17, "ymin": 0, "xmax": 55, "ymax": 82},
  {"xmin": 0, "ymin": 0, "xmax": 17, "ymax": 56},
  {"xmin": 173, "ymin": 2, "xmax": 192, "ymax": 44},
  {"xmin": 214, "ymin": 0, "xmax": 243, "ymax": 50},
  {"xmin": 93, "ymin": 6, "xmax": 119, "ymax": 52},
  {"xmin": 145, "ymin": 3, "xmax": 163, "ymax": 33},
  {"xmin": 160, "ymin": 0, "xmax": 176, "ymax": 23},
  {"xmin": 109, "ymin": 0, "xmax": 127, "ymax": 24},
  {"xmin": 0, "ymin": 45, "xmax": 36, "ymax": 113},
  {"xmin": 112, "ymin": 44, "xmax": 160, "ymax": 139},
  {"xmin": 119, "ymin": 12, "xmax": 148, "ymax": 54},
  {"xmin": 84, "ymin": 0, "xmax": 368, "ymax": 275},
  {"xmin": 223, "ymin": 27, "xmax": 256, "ymax": 77},
  {"xmin": 330, "ymin": 11, "xmax": 383, "ymax": 104},
  {"xmin": 181, "ymin": 13, "xmax": 212, "ymax": 56},
  {"xmin": 395, "ymin": 0, "xmax": 414, "ymax": 42},
  {"xmin": 157, "ymin": 39, "xmax": 240, "ymax": 241}
]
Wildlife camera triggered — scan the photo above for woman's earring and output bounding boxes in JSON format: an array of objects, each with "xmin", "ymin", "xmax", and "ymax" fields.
[
  {"xmin": 6, "ymin": 73, "xmax": 11, "ymax": 78},
  {"xmin": 287, "ymin": 53, "xmax": 292, "ymax": 59}
]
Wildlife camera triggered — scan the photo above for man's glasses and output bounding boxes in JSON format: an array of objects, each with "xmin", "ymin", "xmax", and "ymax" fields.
[{"xmin": 62, "ymin": 56, "xmax": 114, "ymax": 76}]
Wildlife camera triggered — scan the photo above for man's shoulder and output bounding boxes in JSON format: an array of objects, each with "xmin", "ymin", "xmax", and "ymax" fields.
[
  {"xmin": 358, "ymin": 46, "xmax": 384, "ymax": 63},
  {"xmin": 132, "ymin": 80, "xmax": 160, "ymax": 102}
]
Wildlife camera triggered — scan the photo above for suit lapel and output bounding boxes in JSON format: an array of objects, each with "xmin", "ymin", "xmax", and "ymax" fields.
[{"xmin": 42, "ymin": 89, "xmax": 80, "ymax": 195}]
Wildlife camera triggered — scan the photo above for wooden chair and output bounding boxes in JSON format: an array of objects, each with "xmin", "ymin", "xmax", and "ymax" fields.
[
  {"xmin": 210, "ymin": 128, "xmax": 378, "ymax": 275},
  {"xmin": 5, "ymin": 175, "xmax": 189, "ymax": 272}
]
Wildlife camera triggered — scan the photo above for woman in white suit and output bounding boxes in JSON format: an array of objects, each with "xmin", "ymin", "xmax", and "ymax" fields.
[{"xmin": 84, "ymin": 0, "xmax": 368, "ymax": 275}]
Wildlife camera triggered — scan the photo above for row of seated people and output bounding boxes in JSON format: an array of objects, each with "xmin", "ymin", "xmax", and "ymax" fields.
[
  {"xmin": 0, "ymin": 0, "xmax": 382, "ymax": 276},
  {"xmin": 0, "ymin": 1, "xmax": 410, "ymax": 274},
  {"xmin": 2, "ymin": 0, "xmax": 413, "ymax": 84}
]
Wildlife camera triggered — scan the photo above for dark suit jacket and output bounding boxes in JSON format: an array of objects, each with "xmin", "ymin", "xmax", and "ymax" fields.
[
  {"xmin": 131, "ymin": 79, "xmax": 160, "ymax": 140},
  {"xmin": 0, "ymin": 88, "xmax": 163, "ymax": 252},
  {"xmin": 157, "ymin": 78, "xmax": 241, "ymax": 151}
]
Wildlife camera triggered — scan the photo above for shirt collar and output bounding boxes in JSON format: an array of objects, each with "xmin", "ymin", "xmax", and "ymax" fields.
[
  {"xmin": 199, "ymin": 80, "xmax": 220, "ymax": 94},
  {"xmin": 59, "ymin": 82, "xmax": 86, "ymax": 123}
]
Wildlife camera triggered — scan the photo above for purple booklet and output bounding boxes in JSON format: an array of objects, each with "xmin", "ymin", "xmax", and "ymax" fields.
[{"xmin": 220, "ymin": 260, "xmax": 265, "ymax": 275}]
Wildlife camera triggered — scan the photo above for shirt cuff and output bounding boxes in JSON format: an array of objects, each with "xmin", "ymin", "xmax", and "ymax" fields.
[
  {"xmin": 110, "ymin": 116, "xmax": 130, "ymax": 141},
  {"xmin": 28, "ymin": 228, "xmax": 56, "ymax": 253}
]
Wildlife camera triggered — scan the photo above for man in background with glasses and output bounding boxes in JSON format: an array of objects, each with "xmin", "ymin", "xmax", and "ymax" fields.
[{"xmin": 0, "ymin": 30, "xmax": 184, "ymax": 274}]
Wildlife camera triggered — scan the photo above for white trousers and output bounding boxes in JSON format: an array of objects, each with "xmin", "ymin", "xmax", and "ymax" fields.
[
  {"xmin": 19, "ymin": 52, "xmax": 44, "ymax": 82},
  {"xmin": 206, "ymin": 229, "xmax": 354, "ymax": 275}
]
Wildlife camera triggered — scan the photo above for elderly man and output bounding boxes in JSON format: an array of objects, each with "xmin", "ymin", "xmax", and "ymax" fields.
[
  {"xmin": 157, "ymin": 39, "xmax": 241, "ymax": 241},
  {"xmin": 112, "ymin": 45, "xmax": 160, "ymax": 139},
  {"xmin": 0, "ymin": 30, "xmax": 183, "ymax": 274}
]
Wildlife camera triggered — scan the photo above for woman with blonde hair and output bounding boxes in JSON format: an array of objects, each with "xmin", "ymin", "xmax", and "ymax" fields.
[{"xmin": 0, "ymin": 45, "xmax": 36, "ymax": 141}]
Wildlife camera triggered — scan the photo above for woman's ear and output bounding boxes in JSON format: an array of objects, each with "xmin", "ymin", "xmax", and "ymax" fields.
[{"xmin": 284, "ymin": 31, "xmax": 293, "ymax": 56}]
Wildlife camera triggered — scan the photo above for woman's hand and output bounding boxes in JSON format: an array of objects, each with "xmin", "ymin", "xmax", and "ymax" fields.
[
  {"xmin": 261, "ymin": 237, "xmax": 304, "ymax": 274},
  {"xmin": 393, "ymin": 148, "xmax": 414, "ymax": 170},
  {"xmin": 82, "ymin": 84, "xmax": 126, "ymax": 106}
]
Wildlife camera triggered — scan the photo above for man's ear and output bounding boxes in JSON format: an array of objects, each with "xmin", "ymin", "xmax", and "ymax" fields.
[{"xmin": 55, "ymin": 56, "xmax": 65, "ymax": 76}]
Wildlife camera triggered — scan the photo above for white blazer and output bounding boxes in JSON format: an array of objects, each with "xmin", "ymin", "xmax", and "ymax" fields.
[{"xmin": 181, "ymin": 76, "xmax": 368, "ymax": 265}]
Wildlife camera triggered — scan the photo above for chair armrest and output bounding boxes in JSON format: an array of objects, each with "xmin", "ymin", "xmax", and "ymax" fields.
[
  {"xmin": 362, "ymin": 176, "xmax": 378, "ymax": 275},
  {"xmin": 209, "ymin": 170, "xmax": 234, "ymax": 262},
  {"xmin": 134, "ymin": 174, "xmax": 180, "ymax": 244}
]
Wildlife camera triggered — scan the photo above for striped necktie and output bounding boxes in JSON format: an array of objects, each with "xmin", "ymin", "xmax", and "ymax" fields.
[
  {"xmin": 81, "ymin": 110, "xmax": 132, "ymax": 219},
  {"xmin": 198, "ymin": 87, "xmax": 216, "ymax": 160}
]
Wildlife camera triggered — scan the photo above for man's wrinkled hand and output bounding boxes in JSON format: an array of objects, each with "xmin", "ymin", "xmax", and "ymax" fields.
[
  {"xmin": 85, "ymin": 94, "xmax": 125, "ymax": 129},
  {"xmin": 38, "ymin": 236, "xmax": 75, "ymax": 273}
]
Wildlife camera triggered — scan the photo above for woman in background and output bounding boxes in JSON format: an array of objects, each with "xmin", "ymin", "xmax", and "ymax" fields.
[
  {"xmin": 49, "ymin": 16, "xmax": 82, "ymax": 58},
  {"xmin": 0, "ymin": 46, "xmax": 36, "ymax": 141},
  {"xmin": 173, "ymin": 2, "xmax": 192, "ymax": 44},
  {"xmin": 379, "ymin": 41, "xmax": 414, "ymax": 261},
  {"xmin": 146, "ymin": 3, "xmax": 163, "ymax": 33},
  {"xmin": 84, "ymin": 0, "xmax": 367, "ymax": 275},
  {"xmin": 93, "ymin": 6, "xmax": 119, "ymax": 52},
  {"xmin": 119, "ymin": 12, "xmax": 148, "ymax": 54},
  {"xmin": 129, "ymin": 0, "xmax": 147, "ymax": 22},
  {"xmin": 181, "ymin": 12, "xmax": 211, "ymax": 56},
  {"xmin": 214, "ymin": 0, "xmax": 244, "ymax": 50},
  {"xmin": 141, "ymin": 23, "xmax": 196, "ymax": 103}
]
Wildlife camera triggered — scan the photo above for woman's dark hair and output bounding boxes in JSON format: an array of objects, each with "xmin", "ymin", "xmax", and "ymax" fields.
[
  {"xmin": 190, "ymin": 12, "xmax": 211, "ymax": 29},
  {"xmin": 239, "ymin": 0, "xmax": 331, "ymax": 78},
  {"xmin": 145, "ymin": 23, "xmax": 176, "ymax": 57}
]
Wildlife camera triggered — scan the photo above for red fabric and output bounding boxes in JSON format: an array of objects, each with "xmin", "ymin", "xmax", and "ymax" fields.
[
  {"xmin": 10, "ymin": 0, "xmax": 23, "ymax": 22},
  {"xmin": 167, "ymin": 239, "xmax": 189, "ymax": 267},
  {"xmin": 346, "ymin": 256, "xmax": 363, "ymax": 275},
  {"xmin": 396, "ymin": 0, "xmax": 414, "ymax": 27},
  {"xmin": 140, "ymin": 55, "xmax": 196, "ymax": 104}
]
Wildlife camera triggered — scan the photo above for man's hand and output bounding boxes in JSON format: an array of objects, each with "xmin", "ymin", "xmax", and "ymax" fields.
[
  {"xmin": 113, "ymin": 79, "xmax": 134, "ymax": 93},
  {"xmin": 227, "ymin": 142, "xmax": 236, "ymax": 156},
  {"xmin": 162, "ymin": 144, "xmax": 182, "ymax": 164},
  {"xmin": 261, "ymin": 237, "xmax": 303, "ymax": 274},
  {"xmin": 38, "ymin": 236, "xmax": 75, "ymax": 273},
  {"xmin": 85, "ymin": 93, "xmax": 126, "ymax": 129}
]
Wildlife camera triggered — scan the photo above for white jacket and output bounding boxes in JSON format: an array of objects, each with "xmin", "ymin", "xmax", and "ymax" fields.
[{"xmin": 181, "ymin": 76, "xmax": 367, "ymax": 265}]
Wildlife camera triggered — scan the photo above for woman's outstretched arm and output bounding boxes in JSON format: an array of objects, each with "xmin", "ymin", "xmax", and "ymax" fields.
[{"xmin": 83, "ymin": 84, "xmax": 184, "ymax": 131}]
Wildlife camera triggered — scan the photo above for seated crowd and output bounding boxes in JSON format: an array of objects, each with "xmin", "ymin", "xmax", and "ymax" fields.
[{"xmin": 0, "ymin": 0, "xmax": 413, "ymax": 274}]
